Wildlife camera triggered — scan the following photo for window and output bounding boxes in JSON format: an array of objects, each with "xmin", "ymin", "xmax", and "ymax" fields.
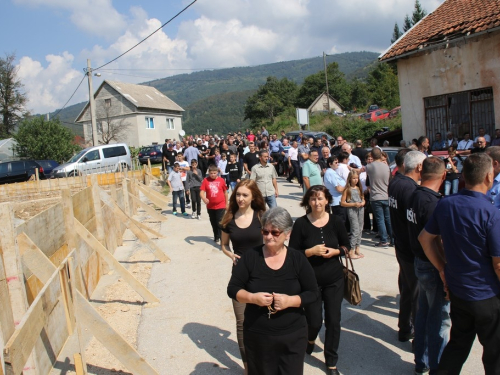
[
  {"xmin": 84, "ymin": 150, "xmax": 101, "ymax": 161},
  {"xmin": 166, "ymin": 118, "xmax": 174, "ymax": 130},
  {"xmin": 10, "ymin": 162, "xmax": 25, "ymax": 173},
  {"xmin": 103, "ymin": 146, "xmax": 127, "ymax": 158},
  {"xmin": 146, "ymin": 117, "xmax": 155, "ymax": 129},
  {"xmin": 424, "ymin": 87, "xmax": 495, "ymax": 140},
  {"xmin": 0, "ymin": 163, "xmax": 8, "ymax": 174},
  {"xmin": 105, "ymin": 98, "xmax": 111, "ymax": 108}
]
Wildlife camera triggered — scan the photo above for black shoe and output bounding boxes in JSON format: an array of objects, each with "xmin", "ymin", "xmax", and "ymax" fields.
[
  {"xmin": 398, "ymin": 331, "xmax": 414, "ymax": 342},
  {"xmin": 306, "ymin": 342, "xmax": 315, "ymax": 355},
  {"xmin": 286, "ymin": 179, "xmax": 292, "ymax": 183},
  {"xmin": 326, "ymin": 368, "xmax": 340, "ymax": 375}
]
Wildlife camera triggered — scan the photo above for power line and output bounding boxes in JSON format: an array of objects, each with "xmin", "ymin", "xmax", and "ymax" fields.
[
  {"xmin": 94, "ymin": 0, "xmax": 198, "ymax": 71},
  {"xmin": 51, "ymin": 74, "xmax": 86, "ymax": 117},
  {"xmin": 100, "ymin": 68, "xmax": 219, "ymax": 71}
]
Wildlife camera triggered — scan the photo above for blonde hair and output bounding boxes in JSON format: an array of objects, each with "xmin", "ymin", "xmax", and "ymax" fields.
[{"xmin": 344, "ymin": 170, "xmax": 362, "ymax": 202}]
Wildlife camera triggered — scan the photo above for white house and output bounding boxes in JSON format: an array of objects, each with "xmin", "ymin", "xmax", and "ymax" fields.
[
  {"xmin": 379, "ymin": 0, "xmax": 500, "ymax": 143},
  {"xmin": 76, "ymin": 80, "xmax": 184, "ymax": 147},
  {"xmin": 308, "ymin": 92, "xmax": 343, "ymax": 115}
]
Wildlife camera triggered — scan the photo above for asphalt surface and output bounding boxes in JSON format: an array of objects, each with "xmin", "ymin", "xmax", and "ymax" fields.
[{"xmin": 137, "ymin": 177, "xmax": 483, "ymax": 375}]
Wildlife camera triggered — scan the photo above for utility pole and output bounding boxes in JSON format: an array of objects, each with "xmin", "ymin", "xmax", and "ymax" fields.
[
  {"xmin": 323, "ymin": 52, "xmax": 331, "ymax": 113},
  {"xmin": 86, "ymin": 59, "xmax": 99, "ymax": 146}
]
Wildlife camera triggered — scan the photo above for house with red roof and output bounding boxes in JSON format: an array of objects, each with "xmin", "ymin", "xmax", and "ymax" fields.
[{"xmin": 379, "ymin": 0, "xmax": 500, "ymax": 143}]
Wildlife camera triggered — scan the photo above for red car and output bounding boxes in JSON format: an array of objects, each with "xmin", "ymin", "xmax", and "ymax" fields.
[{"xmin": 363, "ymin": 109, "xmax": 390, "ymax": 122}]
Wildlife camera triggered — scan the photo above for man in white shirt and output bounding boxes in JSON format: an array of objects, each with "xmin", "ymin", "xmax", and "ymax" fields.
[
  {"xmin": 341, "ymin": 142, "xmax": 362, "ymax": 168},
  {"xmin": 474, "ymin": 127, "xmax": 491, "ymax": 146},
  {"xmin": 337, "ymin": 152, "xmax": 350, "ymax": 181},
  {"xmin": 457, "ymin": 132, "xmax": 474, "ymax": 150},
  {"xmin": 287, "ymin": 141, "xmax": 299, "ymax": 184}
]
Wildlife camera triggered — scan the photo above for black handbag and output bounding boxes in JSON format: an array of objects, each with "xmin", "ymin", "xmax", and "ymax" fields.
[{"xmin": 340, "ymin": 247, "xmax": 362, "ymax": 305}]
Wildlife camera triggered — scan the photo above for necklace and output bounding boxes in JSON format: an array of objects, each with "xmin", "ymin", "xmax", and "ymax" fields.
[{"xmin": 267, "ymin": 304, "xmax": 277, "ymax": 319}]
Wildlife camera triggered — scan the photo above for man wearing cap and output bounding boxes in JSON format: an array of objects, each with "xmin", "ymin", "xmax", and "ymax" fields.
[{"xmin": 163, "ymin": 143, "xmax": 178, "ymax": 175}]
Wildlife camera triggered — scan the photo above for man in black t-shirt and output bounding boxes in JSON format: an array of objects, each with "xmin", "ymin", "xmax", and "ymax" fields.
[
  {"xmin": 388, "ymin": 149, "xmax": 424, "ymax": 343},
  {"xmin": 161, "ymin": 139, "xmax": 169, "ymax": 172},
  {"xmin": 207, "ymin": 141, "xmax": 217, "ymax": 166},
  {"xmin": 163, "ymin": 143, "xmax": 178, "ymax": 174},
  {"xmin": 243, "ymin": 142, "xmax": 260, "ymax": 177},
  {"xmin": 407, "ymin": 157, "xmax": 449, "ymax": 375},
  {"xmin": 196, "ymin": 139, "xmax": 208, "ymax": 177}
]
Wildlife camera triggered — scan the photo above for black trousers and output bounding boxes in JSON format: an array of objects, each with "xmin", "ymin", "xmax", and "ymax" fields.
[
  {"xmin": 331, "ymin": 205, "xmax": 350, "ymax": 233},
  {"xmin": 190, "ymin": 187, "xmax": 201, "ymax": 215},
  {"xmin": 305, "ymin": 277, "xmax": 344, "ymax": 367},
  {"xmin": 182, "ymin": 181, "xmax": 190, "ymax": 204},
  {"xmin": 207, "ymin": 208, "xmax": 224, "ymax": 241},
  {"xmin": 198, "ymin": 158, "xmax": 207, "ymax": 178},
  {"xmin": 395, "ymin": 250, "xmax": 418, "ymax": 337},
  {"xmin": 244, "ymin": 325, "xmax": 307, "ymax": 375},
  {"xmin": 289, "ymin": 160, "xmax": 300, "ymax": 183},
  {"xmin": 437, "ymin": 292, "xmax": 500, "ymax": 375}
]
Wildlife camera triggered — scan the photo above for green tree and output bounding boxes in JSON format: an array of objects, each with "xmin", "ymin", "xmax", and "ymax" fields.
[
  {"xmin": 295, "ymin": 62, "xmax": 351, "ymax": 109},
  {"xmin": 403, "ymin": 14, "xmax": 413, "ymax": 32},
  {"xmin": 13, "ymin": 117, "xmax": 80, "ymax": 162},
  {"xmin": 412, "ymin": 0, "xmax": 427, "ymax": 25},
  {"xmin": 367, "ymin": 63, "xmax": 400, "ymax": 110},
  {"xmin": 0, "ymin": 53, "xmax": 28, "ymax": 138},
  {"xmin": 244, "ymin": 76, "xmax": 298, "ymax": 125},
  {"xmin": 391, "ymin": 23, "xmax": 403, "ymax": 44},
  {"xmin": 349, "ymin": 78, "xmax": 369, "ymax": 111}
]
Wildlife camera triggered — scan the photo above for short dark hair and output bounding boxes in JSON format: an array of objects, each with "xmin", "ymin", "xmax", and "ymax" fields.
[
  {"xmin": 208, "ymin": 164, "xmax": 218, "ymax": 172},
  {"xmin": 327, "ymin": 156, "xmax": 338, "ymax": 165},
  {"xmin": 338, "ymin": 151, "xmax": 349, "ymax": 163},
  {"xmin": 463, "ymin": 153, "xmax": 492, "ymax": 186},
  {"xmin": 259, "ymin": 149, "xmax": 269, "ymax": 156},
  {"xmin": 486, "ymin": 146, "xmax": 500, "ymax": 164},
  {"xmin": 417, "ymin": 136, "xmax": 428, "ymax": 147},
  {"xmin": 300, "ymin": 185, "xmax": 333, "ymax": 214},
  {"xmin": 421, "ymin": 157, "xmax": 445, "ymax": 181},
  {"xmin": 395, "ymin": 148, "xmax": 411, "ymax": 169},
  {"xmin": 463, "ymin": 131, "xmax": 470, "ymax": 137},
  {"xmin": 371, "ymin": 147, "xmax": 382, "ymax": 160}
]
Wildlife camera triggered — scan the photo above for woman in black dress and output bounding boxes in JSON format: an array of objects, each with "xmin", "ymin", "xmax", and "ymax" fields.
[
  {"xmin": 227, "ymin": 207, "xmax": 318, "ymax": 375},
  {"xmin": 289, "ymin": 185, "xmax": 350, "ymax": 375},
  {"xmin": 221, "ymin": 179, "xmax": 266, "ymax": 373}
]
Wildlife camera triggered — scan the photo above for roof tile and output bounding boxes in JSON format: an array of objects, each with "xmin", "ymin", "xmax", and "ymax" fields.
[{"xmin": 380, "ymin": 0, "xmax": 500, "ymax": 61}]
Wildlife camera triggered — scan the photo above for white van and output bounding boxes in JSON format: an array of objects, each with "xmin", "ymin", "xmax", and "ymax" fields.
[{"xmin": 51, "ymin": 143, "xmax": 132, "ymax": 178}]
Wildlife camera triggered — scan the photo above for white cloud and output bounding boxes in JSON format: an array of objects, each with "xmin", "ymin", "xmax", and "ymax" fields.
[
  {"xmin": 13, "ymin": 0, "xmax": 127, "ymax": 38},
  {"xmin": 17, "ymin": 53, "xmax": 85, "ymax": 114}
]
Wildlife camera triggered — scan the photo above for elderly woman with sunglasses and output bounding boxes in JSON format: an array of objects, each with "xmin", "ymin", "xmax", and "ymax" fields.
[
  {"xmin": 289, "ymin": 185, "xmax": 350, "ymax": 375},
  {"xmin": 227, "ymin": 207, "xmax": 318, "ymax": 375}
]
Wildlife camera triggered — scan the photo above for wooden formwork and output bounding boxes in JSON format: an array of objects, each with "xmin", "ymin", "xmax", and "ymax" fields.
[{"xmin": 0, "ymin": 171, "xmax": 170, "ymax": 375}]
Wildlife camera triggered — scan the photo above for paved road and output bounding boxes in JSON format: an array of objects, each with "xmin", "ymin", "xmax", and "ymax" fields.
[{"xmin": 138, "ymin": 177, "xmax": 483, "ymax": 375}]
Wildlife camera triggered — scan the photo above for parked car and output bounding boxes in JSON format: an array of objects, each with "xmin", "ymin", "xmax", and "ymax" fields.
[
  {"xmin": 51, "ymin": 143, "xmax": 132, "ymax": 178},
  {"xmin": 365, "ymin": 146, "xmax": 401, "ymax": 174},
  {"xmin": 36, "ymin": 160, "xmax": 59, "ymax": 176},
  {"xmin": 363, "ymin": 109, "xmax": 390, "ymax": 122},
  {"xmin": 367, "ymin": 104, "xmax": 379, "ymax": 113},
  {"xmin": 138, "ymin": 145, "xmax": 163, "ymax": 165},
  {"xmin": 285, "ymin": 131, "xmax": 334, "ymax": 142},
  {"xmin": 0, "ymin": 160, "xmax": 46, "ymax": 184}
]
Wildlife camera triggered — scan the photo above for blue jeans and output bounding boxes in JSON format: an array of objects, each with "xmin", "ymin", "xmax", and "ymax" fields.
[
  {"xmin": 264, "ymin": 195, "xmax": 277, "ymax": 209},
  {"xmin": 444, "ymin": 179, "xmax": 459, "ymax": 195},
  {"xmin": 167, "ymin": 165, "xmax": 174, "ymax": 174},
  {"xmin": 172, "ymin": 190, "xmax": 185, "ymax": 213},
  {"xmin": 371, "ymin": 200, "xmax": 392, "ymax": 243},
  {"xmin": 414, "ymin": 257, "xmax": 451, "ymax": 374},
  {"xmin": 229, "ymin": 181, "xmax": 238, "ymax": 191}
]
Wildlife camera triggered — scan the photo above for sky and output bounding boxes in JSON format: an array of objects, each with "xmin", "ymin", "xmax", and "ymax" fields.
[{"xmin": 1, "ymin": 0, "xmax": 442, "ymax": 115}]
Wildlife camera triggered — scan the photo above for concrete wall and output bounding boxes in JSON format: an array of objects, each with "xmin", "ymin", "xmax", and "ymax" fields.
[{"xmin": 397, "ymin": 30, "xmax": 500, "ymax": 141}]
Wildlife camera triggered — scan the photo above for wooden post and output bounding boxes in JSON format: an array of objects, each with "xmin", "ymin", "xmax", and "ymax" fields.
[
  {"xmin": 91, "ymin": 175, "xmax": 106, "ymax": 246},
  {"xmin": 0, "ymin": 203, "xmax": 37, "ymax": 375},
  {"xmin": 122, "ymin": 178, "xmax": 131, "ymax": 217},
  {"xmin": 61, "ymin": 189, "xmax": 77, "ymax": 251},
  {"xmin": 109, "ymin": 184, "xmax": 123, "ymax": 246}
]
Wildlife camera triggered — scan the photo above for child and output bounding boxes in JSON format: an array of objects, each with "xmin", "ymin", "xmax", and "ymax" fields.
[
  {"xmin": 187, "ymin": 159, "xmax": 203, "ymax": 219},
  {"xmin": 218, "ymin": 152, "xmax": 229, "ymax": 186},
  {"xmin": 177, "ymin": 153, "xmax": 191, "ymax": 208},
  {"xmin": 340, "ymin": 170, "xmax": 365, "ymax": 259},
  {"xmin": 225, "ymin": 153, "xmax": 241, "ymax": 191},
  {"xmin": 200, "ymin": 164, "xmax": 228, "ymax": 244},
  {"xmin": 214, "ymin": 149, "xmax": 221, "ymax": 167},
  {"xmin": 167, "ymin": 163, "xmax": 189, "ymax": 216}
]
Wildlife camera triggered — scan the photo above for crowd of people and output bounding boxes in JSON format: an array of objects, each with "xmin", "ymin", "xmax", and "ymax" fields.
[{"xmin": 162, "ymin": 126, "xmax": 500, "ymax": 375}]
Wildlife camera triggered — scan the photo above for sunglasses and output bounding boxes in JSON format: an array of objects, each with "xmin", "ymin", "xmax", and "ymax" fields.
[{"xmin": 261, "ymin": 229, "xmax": 283, "ymax": 237}]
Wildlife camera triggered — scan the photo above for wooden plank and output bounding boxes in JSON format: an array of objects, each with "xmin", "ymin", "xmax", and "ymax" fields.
[
  {"xmin": 98, "ymin": 188, "xmax": 170, "ymax": 263},
  {"xmin": 74, "ymin": 291, "xmax": 159, "ymax": 375},
  {"xmin": 0, "ymin": 255, "xmax": 15, "ymax": 343},
  {"xmin": 122, "ymin": 179, "xmax": 131, "ymax": 217},
  {"xmin": 128, "ymin": 193, "xmax": 167, "ymax": 222},
  {"xmin": 130, "ymin": 218, "xmax": 164, "ymax": 239},
  {"xmin": 109, "ymin": 185, "xmax": 123, "ymax": 246},
  {"xmin": 74, "ymin": 218, "xmax": 159, "ymax": 304},
  {"xmin": 3, "ymin": 262, "xmax": 63, "ymax": 375},
  {"xmin": 61, "ymin": 189, "xmax": 77, "ymax": 251},
  {"xmin": 91, "ymin": 175, "xmax": 106, "ymax": 245},
  {"xmin": 17, "ymin": 233, "xmax": 57, "ymax": 284},
  {"xmin": 74, "ymin": 354, "xmax": 85, "ymax": 375},
  {"xmin": 135, "ymin": 184, "xmax": 168, "ymax": 210}
]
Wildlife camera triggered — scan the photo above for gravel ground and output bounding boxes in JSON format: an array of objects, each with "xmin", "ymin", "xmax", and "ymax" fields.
[{"xmin": 137, "ymin": 177, "xmax": 483, "ymax": 375}]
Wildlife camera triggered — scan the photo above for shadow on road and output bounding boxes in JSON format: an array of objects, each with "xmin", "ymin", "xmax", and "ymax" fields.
[
  {"xmin": 182, "ymin": 323, "xmax": 243, "ymax": 374},
  {"xmin": 184, "ymin": 235, "xmax": 219, "ymax": 247}
]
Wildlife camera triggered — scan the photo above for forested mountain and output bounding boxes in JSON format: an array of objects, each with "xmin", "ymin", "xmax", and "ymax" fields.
[{"xmin": 49, "ymin": 51, "xmax": 380, "ymax": 135}]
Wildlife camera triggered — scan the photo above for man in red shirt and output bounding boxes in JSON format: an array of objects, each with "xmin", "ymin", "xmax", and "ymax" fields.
[{"xmin": 201, "ymin": 164, "xmax": 228, "ymax": 244}]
